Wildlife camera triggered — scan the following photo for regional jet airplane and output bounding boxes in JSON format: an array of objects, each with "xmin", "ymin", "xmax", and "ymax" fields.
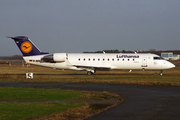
[{"xmin": 9, "ymin": 36, "xmax": 175, "ymax": 75}]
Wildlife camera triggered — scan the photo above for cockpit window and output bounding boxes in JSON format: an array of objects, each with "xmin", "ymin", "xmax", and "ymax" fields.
[{"xmin": 153, "ymin": 57, "xmax": 164, "ymax": 60}]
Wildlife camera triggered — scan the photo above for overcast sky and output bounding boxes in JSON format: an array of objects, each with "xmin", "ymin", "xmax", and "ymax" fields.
[{"xmin": 1, "ymin": 0, "xmax": 180, "ymax": 56}]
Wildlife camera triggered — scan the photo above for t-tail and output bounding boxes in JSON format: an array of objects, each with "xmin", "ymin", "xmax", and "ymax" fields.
[{"xmin": 8, "ymin": 36, "xmax": 49, "ymax": 56}]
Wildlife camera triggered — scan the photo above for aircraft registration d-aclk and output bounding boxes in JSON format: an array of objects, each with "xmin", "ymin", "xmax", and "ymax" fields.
[{"xmin": 9, "ymin": 36, "xmax": 175, "ymax": 75}]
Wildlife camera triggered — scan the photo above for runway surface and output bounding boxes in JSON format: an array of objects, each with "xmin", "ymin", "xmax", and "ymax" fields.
[{"xmin": 1, "ymin": 82, "xmax": 180, "ymax": 120}]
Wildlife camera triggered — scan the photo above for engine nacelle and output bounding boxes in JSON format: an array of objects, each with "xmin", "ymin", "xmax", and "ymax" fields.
[
  {"xmin": 42, "ymin": 53, "xmax": 66, "ymax": 63},
  {"xmin": 53, "ymin": 53, "xmax": 66, "ymax": 62}
]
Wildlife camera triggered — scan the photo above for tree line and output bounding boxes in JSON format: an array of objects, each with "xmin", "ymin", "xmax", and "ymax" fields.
[
  {"xmin": 0, "ymin": 55, "xmax": 23, "ymax": 60},
  {"xmin": 84, "ymin": 49, "xmax": 180, "ymax": 56}
]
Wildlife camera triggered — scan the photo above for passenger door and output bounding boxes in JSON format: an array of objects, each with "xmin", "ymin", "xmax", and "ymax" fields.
[{"xmin": 142, "ymin": 57, "xmax": 148, "ymax": 67}]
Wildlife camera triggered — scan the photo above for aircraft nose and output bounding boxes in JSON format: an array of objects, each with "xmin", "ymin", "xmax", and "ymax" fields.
[
  {"xmin": 163, "ymin": 61, "xmax": 175, "ymax": 69},
  {"xmin": 168, "ymin": 63, "xmax": 175, "ymax": 69},
  {"xmin": 171, "ymin": 64, "xmax": 175, "ymax": 68}
]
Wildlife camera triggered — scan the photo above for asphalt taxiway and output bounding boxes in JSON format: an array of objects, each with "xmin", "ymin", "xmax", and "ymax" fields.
[{"xmin": 1, "ymin": 82, "xmax": 180, "ymax": 120}]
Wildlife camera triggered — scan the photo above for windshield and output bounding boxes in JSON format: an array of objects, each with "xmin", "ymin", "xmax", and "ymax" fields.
[{"xmin": 153, "ymin": 57, "xmax": 164, "ymax": 60}]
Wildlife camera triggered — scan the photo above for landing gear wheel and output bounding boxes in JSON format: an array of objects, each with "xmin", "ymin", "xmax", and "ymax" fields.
[
  {"xmin": 87, "ymin": 71, "xmax": 93, "ymax": 75},
  {"xmin": 159, "ymin": 70, "xmax": 163, "ymax": 76}
]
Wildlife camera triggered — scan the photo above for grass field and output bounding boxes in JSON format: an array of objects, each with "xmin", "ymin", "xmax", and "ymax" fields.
[
  {"xmin": 0, "ymin": 62, "xmax": 180, "ymax": 86},
  {"xmin": 0, "ymin": 87, "xmax": 84, "ymax": 120},
  {"xmin": 0, "ymin": 102, "xmax": 82, "ymax": 120},
  {"xmin": 0, "ymin": 87, "xmax": 83, "ymax": 100},
  {"xmin": 0, "ymin": 87, "xmax": 120, "ymax": 120}
]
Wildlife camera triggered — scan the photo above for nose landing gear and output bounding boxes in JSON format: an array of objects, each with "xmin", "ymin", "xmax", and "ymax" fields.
[{"xmin": 159, "ymin": 70, "xmax": 163, "ymax": 76}]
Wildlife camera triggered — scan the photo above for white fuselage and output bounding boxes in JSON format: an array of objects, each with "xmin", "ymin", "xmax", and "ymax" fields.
[
  {"xmin": 23, "ymin": 53, "xmax": 175, "ymax": 72},
  {"xmin": 9, "ymin": 36, "xmax": 175, "ymax": 74}
]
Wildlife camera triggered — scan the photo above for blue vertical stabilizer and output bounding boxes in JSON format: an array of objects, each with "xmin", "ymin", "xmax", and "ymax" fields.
[{"xmin": 8, "ymin": 36, "xmax": 49, "ymax": 56}]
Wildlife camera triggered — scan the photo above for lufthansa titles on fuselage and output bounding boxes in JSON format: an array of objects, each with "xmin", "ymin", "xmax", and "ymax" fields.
[{"xmin": 116, "ymin": 55, "xmax": 139, "ymax": 59}]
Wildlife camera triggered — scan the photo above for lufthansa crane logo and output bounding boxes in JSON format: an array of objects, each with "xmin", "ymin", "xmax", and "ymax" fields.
[{"xmin": 21, "ymin": 41, "xmax": 32, "ymax": 53}]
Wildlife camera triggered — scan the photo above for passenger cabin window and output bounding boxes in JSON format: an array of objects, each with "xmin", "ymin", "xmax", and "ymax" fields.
[
  {"xmin": 78, "ymin": 58, "xmax": 80, "ymax": 61},
  {"xmin": 154, "ymin": 57, "xmax": 164, "ymax": 60}
]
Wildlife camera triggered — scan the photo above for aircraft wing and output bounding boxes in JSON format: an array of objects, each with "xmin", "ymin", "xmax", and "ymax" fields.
[{"xmin": 74, "ymin": 65, "xmax": 111, "ymax": 71}]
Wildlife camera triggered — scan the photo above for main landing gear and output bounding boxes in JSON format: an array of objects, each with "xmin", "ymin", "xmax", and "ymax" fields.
[{"xmin": 87, "ymin": 70, "xmax": 96, "ymax": 75}]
